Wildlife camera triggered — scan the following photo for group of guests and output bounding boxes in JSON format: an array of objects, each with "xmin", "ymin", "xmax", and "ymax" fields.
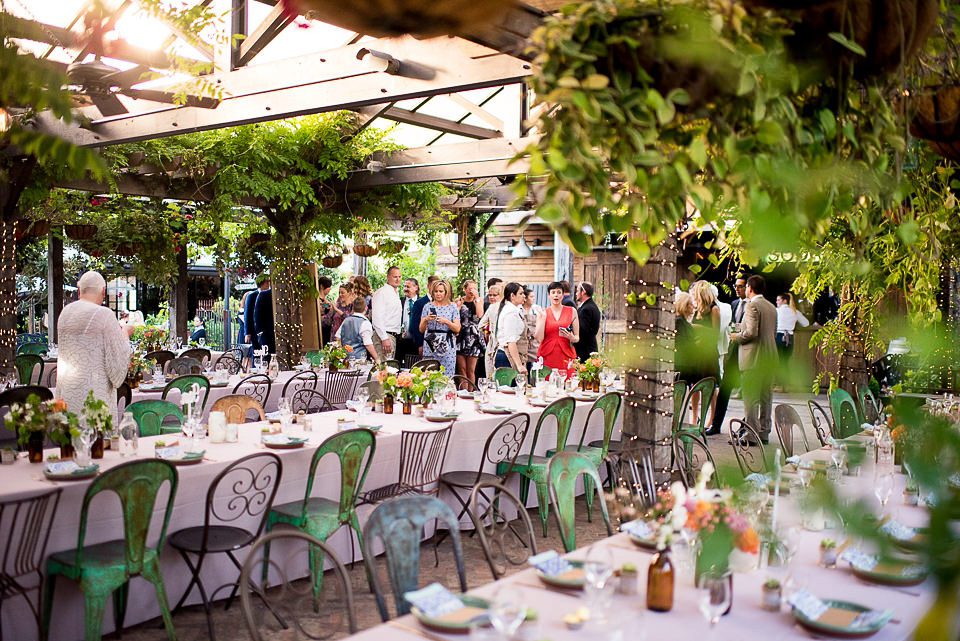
[
  {"xmin": 675, "ymin": 274, "xmax": 809, "ymax": 445},
  {"xmin": 239, "ymin": 274, "xmax": 275, "ymax": 354},
  {"xmin": 320, "ymin": 268, "xmax": 603, "ymax": 384}
]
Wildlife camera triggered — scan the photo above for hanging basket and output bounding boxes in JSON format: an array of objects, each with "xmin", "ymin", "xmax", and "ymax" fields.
[
  {"xmin": 352, "ymin": 243, "xmax": 379, "ymax": 258},
  {"xmin": 65, "ymin": 224, "xmax": 98, "ymax": 240},
  {"xmin": 115, "ymin": 242, "xmax": 140, "ymax": 257},
  {"xmin": 15, "ymin": 220, "xmax": 51, "ymax": 238},
  {"xmin": 247, "ymin": 232, "xmax": 270, "ymax": 248},
  {"xmin": 379, "ymin": 240, "xmax": 405, "ymax": 254},
  {"xmin": 287, "ymin": 0, "xmax": 515, "ymax": 38},
  {"xmin": 321, "ymin": 255, "xmax": 344, "ymax": 268}
]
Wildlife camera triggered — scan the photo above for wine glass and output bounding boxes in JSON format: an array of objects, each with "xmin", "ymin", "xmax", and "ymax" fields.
[
  {"xmin": 515, "ymin": 371, "xmax": 527, "ymax": 392},
  {"xmin": 797, "ymin": 463, "xmax": 815, "ymax": 489},
  {"xmin": 874, "ymin": 470, "xmax": 894, "ymax": 515},
  {"xmin": 830, "ymin": 443, "xmax": 847, "ymax": 481},
  {"xmin": 488, "ymin": 585, "xmax": 525, "ymax": 640},
  {"xmin": 782, "ymin": 525, "xmax": 802, "ymax": 567},
  {"xmin": 356, "ymin": 387, "xmax": 370, "ymax": 416},
  {"xmin": 697, "ymin": 573, "xmax": 731, "ymax": 633},
  {"xmin": 583, "ymin": 545, "xmax": 616, "ymax": 623}
]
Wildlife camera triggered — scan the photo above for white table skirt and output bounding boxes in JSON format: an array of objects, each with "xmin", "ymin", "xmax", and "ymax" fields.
[{"xmin": 2, "ymin": 389, "xmax": 614, "ymax": 641}]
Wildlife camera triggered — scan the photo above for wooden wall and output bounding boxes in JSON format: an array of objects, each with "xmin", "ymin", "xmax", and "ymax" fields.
[{"xmin": 484, "ymin": 223, "xmax": 556, "ymax": 285}]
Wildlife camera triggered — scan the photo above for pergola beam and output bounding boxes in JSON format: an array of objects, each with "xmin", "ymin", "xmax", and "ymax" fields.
[
  {"xmin": 356, "ymin": 105, "xmax": 502, "ymax": 139},
  {"xmin": 33, "ymin": 36, "xmax": 533, "ymax": 148},
  {"xmin": 235, "ymin": 3, "xmax": 292, "ymax": 67}
]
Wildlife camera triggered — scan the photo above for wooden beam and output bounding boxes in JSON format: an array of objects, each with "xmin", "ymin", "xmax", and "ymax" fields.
[
  {"xmin": 0, "ymin": 12, "xmax": 77, "ymax": 48},
  {"xmin": 34, "ymin": 37, "xmax": 533, "ymax": 147},
  {"xmin": 356, "ymin": 105, "xmax": 502, "ymax": 139},
  {"xmin": 236, "ymin": 3, "xmax": 292, "ymax": 67}
]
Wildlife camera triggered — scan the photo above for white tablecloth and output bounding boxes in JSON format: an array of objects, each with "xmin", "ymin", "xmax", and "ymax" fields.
[{"xmin": 2, "ymin": 389, "xmax": 613, "ymax": 641}]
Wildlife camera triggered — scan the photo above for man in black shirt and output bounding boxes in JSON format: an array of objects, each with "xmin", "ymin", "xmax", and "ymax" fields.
[{"xmin": 575, "ymin": 282, "xmax": 601, "ymax": 361}]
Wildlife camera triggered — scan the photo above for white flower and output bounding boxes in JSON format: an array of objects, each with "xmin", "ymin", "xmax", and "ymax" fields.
[{"xmin": 695, "ymin": 461, "xmax": 714, "ymax": 493}]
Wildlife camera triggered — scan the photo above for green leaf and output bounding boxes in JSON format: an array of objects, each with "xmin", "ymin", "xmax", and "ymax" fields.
[
  {"xmin": 827, "ymin": 32, "xmax": 866, "ymax": 56},
  {"xmin": 690, "ymin": 264, "xmax": 702, "ymax": 274},
  {"xmin": 898, "ymin": 220, "xmax": 919, "ymax": 245},
  {"xmin": 645, "ymin": 293, "xmax": 657, "ymax": 306},
  {"xmin": 582, "ymin": 74, "xmax": 610, "ymax": 89},
  {"xmin": 626, "ymin": 291, "xmax": 638, "ymax": 306},
  {"xmin": 626, "ymin": 237, "xmax": 651, "ymax": 265},
  {"xmin": 689, "ymin": 137, "xmax": 707, "ymax": 167},
  {"xmin": 756, "ymin": 121, "xmax": 785, "ymax": 146}
]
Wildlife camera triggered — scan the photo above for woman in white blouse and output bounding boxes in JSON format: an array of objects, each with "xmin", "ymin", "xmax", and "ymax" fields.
[
  {"xmin": 776, "ymin": 292, "xmax": 809, "ymax": 367},
  {"xmin": 494, "ymin": 282, "xmax": 527, "ymax": 373}
]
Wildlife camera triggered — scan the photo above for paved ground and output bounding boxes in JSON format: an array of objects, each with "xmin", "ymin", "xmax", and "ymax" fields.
[{"xmin": 114, "ymin": 390, "xmax": 825, "ymax": 641}]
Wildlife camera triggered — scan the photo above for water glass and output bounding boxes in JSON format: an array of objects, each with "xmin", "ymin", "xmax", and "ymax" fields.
[
  {"xmin": 874, "ymin": 470, "xmax": 894, "ymax": 515},
  {"xmin": 356, "ymin": 388, "xmax": 370, "ymax": 415},
  {"xmin": 488, "ymin": 586, "xmax": 525, "ymax": 640},
  {"xmin": 697, "ymin": 572, "xmax": 731, "ymax": 633}
]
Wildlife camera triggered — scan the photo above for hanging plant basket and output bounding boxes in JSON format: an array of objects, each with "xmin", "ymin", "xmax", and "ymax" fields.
[
  {"xmin": 197, "ymin": 233, "xmax": 217, "ymax": 247},
  {"xmin": 65, "ymin": 224, "xmax": 98, "ymax": 240},
  {"xmin": 116, "ymin": 242, "xmax": 140, "ymax": 257},
  {"xmin": 321, "ymin": 255, "xmax": 344, "ymax": 268},
  {"xmin": 15, "ymin": 220, "xmax": 51, "ymax": 238},
  {"xmin": 910, "ymin": 86, "xmax": 960, "ymax": 143},
  {"xmin": 379, "ymin": 240, "xmax": 405, "ymax": 254},
  {"xmin": 284, "ymin": 0, "xmax": 514, "ymax": 38},
  {"xmin": 352, "ymin": 243, "xmax": 378, "ymax": 257}
]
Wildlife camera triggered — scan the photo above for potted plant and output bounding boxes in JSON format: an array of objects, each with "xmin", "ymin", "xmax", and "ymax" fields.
[
  {"xmin": 819, "ymin": 539, "xmax": 838, "ymax": 567},
  {"xmin": 81, "ymin": 390, "xmax": 111, "ymax": 459},
  {"xmin": 761, "ymin": 578, "xmax": 782, "ymax": 611}
]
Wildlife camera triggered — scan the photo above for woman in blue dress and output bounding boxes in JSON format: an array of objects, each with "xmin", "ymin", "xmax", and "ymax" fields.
[{"xmin": 419, "ymin": 279, "xmax": 461, "ymax": 376}]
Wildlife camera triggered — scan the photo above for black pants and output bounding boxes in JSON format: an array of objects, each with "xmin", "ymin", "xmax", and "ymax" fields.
[{"xmin": 711, "ymin": 347, "xmax": 740, "ymax": 433}]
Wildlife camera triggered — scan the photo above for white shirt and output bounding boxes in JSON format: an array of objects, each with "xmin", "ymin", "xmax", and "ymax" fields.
[
  {"xmin": 776, "ymin": 305, "xmax": 809, "ymax": 333},
  {"xmin": 496, "ymin": 301, "xmax": 525, "ymax": 347},
  {"xmin": 716, "ymin": 300, "xmax": 732, "ymax": 356},
  {"xmin": 335, "ymin": 313, "xmax": 374, "ymax": 347},
  {"xmin": 370, "ymin": 284, "xmax": 402, "ymax": 340}
]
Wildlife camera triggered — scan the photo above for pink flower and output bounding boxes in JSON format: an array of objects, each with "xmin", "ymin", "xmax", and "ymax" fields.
[
  {"xmin": 396, "ymin": 372, "xmax": 414, "ymax": 388},
  {"xmin": 375, "ymin": 369, "xmax": 389, "ymax": 383}
]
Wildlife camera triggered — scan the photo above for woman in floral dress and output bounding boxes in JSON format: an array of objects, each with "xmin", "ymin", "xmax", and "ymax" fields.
[
  {"xmin": 456, "ymin": 279, "xmax": 485, "ymax": 387},
  {"xmin": 419, "ymin": 279, "xmax": 461, "ymax": 376}
]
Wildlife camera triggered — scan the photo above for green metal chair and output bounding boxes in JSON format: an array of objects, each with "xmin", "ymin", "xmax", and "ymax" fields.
[
  {"xmin": 532, "ymin": 365, "xmax": 552, "ymax": 384},
  {"xmin": 304, "ymin": 350, "xmax": 323, "ymax": 366},
  {"xmin": 671, "ymin": 379, "xmax": 689, "ymax": 434},
  {"xmin": 161, "ymin": 374, "xmax": 211, "ymax": 412},
  {"xmin": 561, "ymin": 392, "xmax": 622, "ymax": 519},
  {"xmin": 42, "ymin": 459, "xmax": 179, "ymax": 641},
  {"xmin": 127, "ymin": 400, "xmax": 184, "ymax": 436},
  {"xmin": 546, "ymin": 451, "xmax": 612, "ymax": 553},
  {"xmin": 14, "ymin": 354, "xmax": 42, "ymax": 385},
  {"xmin": 856, "ymin": 384, "xmax": 882, "ymax": 424},
  {"xmin": 264, "ymin": 428, "xmax": 376, "ymax": 606},
  {"xmin": 828, "ymin": 388, "xmax": 863, "ymax": 438},
  {"xmin": 497, "ymin": 396, "xmax": 576, "ymax": 536},
  {"xmin": 677, "ymin": 377, "xmax": 716, "ymax": 437},
  {"xmin": 362, "ymin": 495, "xmax": 467, "ymax": 621},
  {"xmin": 493, "ymin": 367, "xmax": 518, "ymax": 387},
  {"xmin": 17, "ymin": 342, "xmax": 48, "ymax": 356}
]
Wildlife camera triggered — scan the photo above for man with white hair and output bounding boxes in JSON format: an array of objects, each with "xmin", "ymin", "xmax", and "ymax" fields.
[{"xmin": 56, "ymin": 271, "xmax": 133, "ymax": 422}]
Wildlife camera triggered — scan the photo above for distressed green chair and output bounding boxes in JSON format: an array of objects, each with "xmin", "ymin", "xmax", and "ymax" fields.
[
  {"xmin": 362, "ymin": 495, "xmax": 467, "ymax": 621},
  {"xmin": 546, "ymin": 451, "xmax": 612, "ymax": 553},
  {"xmin": 497, "ymin": 396, "xmax": 576, "ymax": 536},
  {"xmin": 828, "ymin": 388, "xmax": 863, "ymax": 439},
  {"xmin": 264, "ymin": 428, "xmax": 376, "ymax": 606},
  {"xmin": 14, "ymin": 354, "xmax": 42, "ymax": 385},
  {"xmin": 531, "ymin": 365, "xmax": 552, "ymax": 384},
  {"xmin": 558, "ymin": 392, "xmax": 623, "ymax": 519},
  {"xmin": 42, "ymin": 459, "xmax": 179, "ymax": 641},
  {"xmin": 493, "ymin": 367, "xmax": 518, "ymax": 387},
  {"xmin": 677, "ymin": 377, "xmax": 716, "ymax": 438},
  {"xmin": 127, "ymin": 400, "xmax": 184, "ymax": 436},
  {"xmin": 17, "ymin": 342, "xmax": 48, "ymax": 357},
  {"xmin": 162, "ymin": 374, "xmax": 211, "ymax": 412}
]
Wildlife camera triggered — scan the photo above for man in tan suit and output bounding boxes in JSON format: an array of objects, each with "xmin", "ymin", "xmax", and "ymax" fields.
[{"xmin": 730, "ymin": 275, "xmax": 777, "ymax": 443}]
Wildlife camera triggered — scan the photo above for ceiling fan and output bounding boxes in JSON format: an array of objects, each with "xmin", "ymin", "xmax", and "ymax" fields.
[{"xmin": 66, "ymin": 59, "xmax": 220, "ymax": 117}]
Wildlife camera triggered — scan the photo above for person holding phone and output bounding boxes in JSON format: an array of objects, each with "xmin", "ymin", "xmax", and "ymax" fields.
[
  {"xmin": 419, "ymin": 279, "xmax": 461, "ymax": 375},
  {"xmin": 535, "ymin": 281, "xmax": 579, "ymax": 374}
]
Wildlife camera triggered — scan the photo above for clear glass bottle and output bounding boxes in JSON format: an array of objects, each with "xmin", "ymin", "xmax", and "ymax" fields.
[
  {"xmin": 646, "ymin": 548, "xmax": 674, "ymax": 612},
  {"xmin": 119, "ymin": 411, "xmax": 139, "ymax": 458}
]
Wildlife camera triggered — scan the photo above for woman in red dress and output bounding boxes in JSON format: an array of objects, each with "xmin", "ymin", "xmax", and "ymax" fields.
[{"xmin": 535, "ymin": 281, "xmax": 580, "ymax": 374}]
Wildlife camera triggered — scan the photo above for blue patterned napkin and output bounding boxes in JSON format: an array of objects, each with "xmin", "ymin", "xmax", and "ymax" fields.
[
  {"xmin": 155, "ymin": 445, "xmax": 183, "ymax": 459},
  {"xmin": 46, "ymin": 461, "xmax": 79, "ymax": 474},
  {"xmin": 880, "ymin": 520, "xmax": 916, "ymax": 541},
  {"xmin": 528, "ymin": 550, "xmax": 573, "ymax": 576},
  {"xmin": 787, "ymin": 589, "xmax": 828, "ymax": 620},
  {"xmin": 404, "ymin": 583, "xmax": 464, "ymax": 618},
  {"xmin": 622, "ymin": 519, "xmax": 655, "ymax": 539},
  {"xmin": 839, "ymin": 547, "xmax": 876, "ymax": 570}
]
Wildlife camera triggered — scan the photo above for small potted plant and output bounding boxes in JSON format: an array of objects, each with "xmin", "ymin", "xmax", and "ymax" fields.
[
  {"xmin": 618, "ymin": 562, "xmax": 639, "ymax": 595},
  {"xmin": 761, "ymin": 578, "xmax": 782, "ymax": 611},
  {"xmin": 0, "ymin": 446, "xmax": 16, "ymax": 464},
  {"xmin": 819, "ymin": 539, "xmax": 838, "ymax": 568},
  {"xmin": 903, "ymin": 479, "xmax": 920, "ymax": 506}
]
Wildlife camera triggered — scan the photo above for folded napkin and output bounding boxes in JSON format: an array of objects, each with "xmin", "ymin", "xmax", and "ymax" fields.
[
  {"xmin": 529, "ymin": 550, "xmax": 574, "ymax": 576},
  {"xmin": 880, "ymin": 520, "xmax": 917, "ymax": 542},
  {"xmin": 155, "ymin": 445, "xmax": 184, "ymax": 459},
  {"xmin": 46, "ymin": 461, "xmax": 80, "ymax": 474},
  {"xmin": 621, "ymin": 519, "xmax": 655, "ymax": 539},
  {"xmin": 404, "ymin": 583, "xmax": 466, "ymax": 618},
  {"xmin": 788, "ymin": 589, "xmax": 893, "ymax": 630}
]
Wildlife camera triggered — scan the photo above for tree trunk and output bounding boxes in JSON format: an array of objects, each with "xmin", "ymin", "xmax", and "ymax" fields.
[
  {"xmin": 622, "ymin": 234, "xmax": 679, "ymax": 487},
  {"xmin": 47, "ymin": 231, "xmax": 64, "ymax": 342},
  {"xmin": 837, "ymin": 284, "xmax": 868, "ymax": 396},
  {"xmin": 273, "ymin": 236, "xmax": 305, "ymax": 370},
  {"xmin": 169, "ymin": 249, "xmax": 189, "ymax": 343}
]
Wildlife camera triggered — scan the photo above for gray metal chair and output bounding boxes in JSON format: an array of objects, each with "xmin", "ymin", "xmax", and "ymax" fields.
[
  {"xmin": 728, "ymin": 418, "xmax": 769, "ymax": 476},
  {"xmin": 774, "ymin": 403, "xmax": 810, "ymax": 457},
  {"xmin": 466, "ymin": 480, "xmax": 537, "ymax": 580},
  {"xmin": 358, "ymin": 423, "xmax": 452, "ymax": 504},
  {"xmin": 806, "ymin": 400, "xmax": 832, "ymax": 447},
  {"xmin": 167, "ymin": 357, "xmax": 203, "ymax": 376},
  {"xmin": 672, "ymin": 433, "xmax": 718, "ymax": 489}
]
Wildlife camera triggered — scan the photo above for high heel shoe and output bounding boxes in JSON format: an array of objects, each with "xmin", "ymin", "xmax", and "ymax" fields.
[{"xmin": 703, "ymin": 427, "xmax": 722, "ymax": 436}]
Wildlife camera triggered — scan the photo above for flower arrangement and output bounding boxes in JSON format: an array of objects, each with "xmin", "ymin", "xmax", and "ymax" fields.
[
  {"xmin": 375, "ymin": 366, "xmax": 450, "ymax": 405},
  {"xmin": 577, "ymin": 352, "xmax": 607, "ymax": 383},
  {"xmin": 320, "ymin": 343, "xmax": 353, "ymax": 369},
  {"xmin": 128, "ymin": 352, "xmax": 153, "ymax": 379},
  {"xmin": 82, "ymin": 390, "xmax": 112, "ymax": 436},
  {"xmin": 133, "ymin": 325, "xmax": 169, "ymax": 350},
  {"xmin": 10, "ymin": 395, "xmax": 79, "ymax": 446}
]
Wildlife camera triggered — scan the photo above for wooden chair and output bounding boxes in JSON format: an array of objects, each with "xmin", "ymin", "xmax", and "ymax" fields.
[
  {"xmin": 43, "ymin": 364, "xmax": 58, "ymax": 388},
  {"xmin": 467, "ymin": 481, "xmax": 538, "ymax": 581},
  {"xmin": 145, "ymin": 350, "xmax": 175, "ymax": 372},
  {"xmin": 212, "ymin": 353, "xmax": 243, "ymax": 375},
  {"xmin": 546, "ymin": 451, "xmax": 612, "ymax": 552},
  {"xmin": 179, "ymin": 348, "xmax": 212, "ymax": 365},
  {"xmin": 211, "ymin": 394, "xmax": 265, "ymax": 424}
]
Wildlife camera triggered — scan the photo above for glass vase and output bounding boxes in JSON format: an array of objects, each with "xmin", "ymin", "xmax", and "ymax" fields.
[
  {"xmin": 27, "ymin": 431, "xmax": 44, "ymax": 463},
  {"xmin": 383, "ymin": 395, "xmax": 394, "ymax": 414},
  {"xmin": 403, "ymin": 401, "xmax": 413, "ymax": 415},
  {"xmin": 646, "ymin": 548, "xmax": 674, "ymax": 612}
]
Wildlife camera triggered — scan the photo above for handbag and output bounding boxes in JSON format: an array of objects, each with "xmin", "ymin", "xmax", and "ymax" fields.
[{"xmin": 425, "ymin": 330, "xmax": 451, "ymax": 355}]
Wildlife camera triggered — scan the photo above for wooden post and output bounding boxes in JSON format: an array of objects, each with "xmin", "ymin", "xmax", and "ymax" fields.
[
  {"xmin": 47, "ymin": 230, "xmax": 64, "ymax": 342},
  {"xmin": 169, "ymin": 249, "xmax": 189, "ymax": 343}
]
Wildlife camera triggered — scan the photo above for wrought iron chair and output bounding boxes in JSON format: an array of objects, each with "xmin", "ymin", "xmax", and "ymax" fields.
[
  {"xmin": 829, "ymin": 388, "xmax": 863, "ymax": 438},
  {"xmin": 438, "ymin": 412, "xmax": 530, "ymax": 527},
  {"xmin": 43, "ymin": 364, "xmax": 58, "ymax": 388},
  {"xmin": 362, "ymin": 495, "xmax": 467, "ymax": 621},
  {"xmin": 145, "ymin": 350, "xmax": 175, "ymax": 372},
  {"xmin": 212, "ymin": 353, "xmax": 243, "ymax": 375},
  {"xmin": 265, "ymin": 429, "xmax": 376, "ymax": 605},
  {"xmin": 466, "ymin": 480, "xmax": 537, "ymax": 581},
  {"xmin": 127, "ymin": 400, "xmax": 184, "ymax": 436},
  {"xmin": 290, "ymin": 389, "xmax": 334, "ymax": 414},
  {"xmin": 322, "ymin": 370, "xmax": 364, "ymax": 408},
  {"xmin": 451, "ymin": 375, "xmax": 477, "ymax": 391},
  {"xmin": 774, "ymin": 403, "xmax": 810, "ymax": 457},
  {"xmin": 728, "ymin": 418, "xmax": 769, "ymax": 476},
  {"xmin": 42, "ymin": 460, "xmax": 178, "ymax": 641},
  {"xmin": 672, "ymin": 433, "xmax": 718, "ymax": 489},
  {"xmin": 168, "ymin": 453, "xmax": 282, "ymax": 640},
  {"xmin": 546, "ymin": 451, "xmax": 612, "ymax": 553},
  {"xmin": 411, "ymin": 358, "xmax": 440, "ymax": 371},
  {"xmin": 17, "ymin": 342, "xmax": 48, "ymax": 356},
  {"xmin": 357, "ymin": 380, "xmax": 384, "ymax": 403},
  {"xmin": 401, "ymin": 353, "xmax": 419, "ymax": 369},
  {"xmin": 0, "ymin": 385, "xmax": 52, "ymax": 409},
  {"xmin": 281, "ymin": 370, "xmax": 319, "ymax": 398},
  {"xmin": 0, "ymin": 487, "xmax": 61, "ymax": 641},
  {"xmin": 493, "ymin": 367, "xmax": 519, "ymax": 386},
  {"xmin": 240, "ymin": 530, "xmax": 356, "ymax": 641},
  {"xmin": 167, "ymin": 356, "xmax": 203, "ymax": 376},
  {"xmin": 857, "ymin": 384, "xmax": 883, "ymax": 425},
  {"xmin": 162, "ymin": 374, "xmax": 211, "ymax": 411},
  {"xmin": 233, "ymin": 374, "xmax": 272, "ymax": 406},
  {"xmin": 14, "ymin": 354, "xmax": 42, "ymax": 385},
  {"xmin": 616, "ymin": 441, "xmax": 659, "ymax": 509},
  {"xmin": 180, "ymin": 347, "xmax": 212, "ymax": 365},
  {"xmin": 499, "ymin": 396, "xmax": 575, "ymax": 536},
  {"xmin": 806, "ymin": 400, "xmax": 832, "ymax": 446},
  {"xmin": 210, "ymin": 394, "xmax": 266, "ymax": 424},
  {"xmin": 359, "ymin": 423, "xmax": 453, "ymax": 504}
]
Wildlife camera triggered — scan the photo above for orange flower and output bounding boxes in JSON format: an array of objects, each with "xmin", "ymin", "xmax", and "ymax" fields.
[
  {"xmin": 51, "ymin": 399, "xmax": 68, "ymax": 412},
  {"xmin": 397, "ymin": 372, "xmax": 414, "ymax": 387},
  {"xmin": 591, "ymin": 358, "xmax": 603, "ymax": 368},
  {"xmin": 344, "ymin": 345, "xmax": 354, "ymax": 352},
  {"xmin": 736, "ymin": 527, "xmax": 759, "ymax": 554},
  {"xmin": 375, "ymin": 369, "xmax": 389, "ymax": 383}
]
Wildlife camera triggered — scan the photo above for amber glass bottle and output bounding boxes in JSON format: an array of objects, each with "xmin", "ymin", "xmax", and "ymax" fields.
[{"xmin": 646, "ymin": 548, "xmax": 674, "ymax": 612}]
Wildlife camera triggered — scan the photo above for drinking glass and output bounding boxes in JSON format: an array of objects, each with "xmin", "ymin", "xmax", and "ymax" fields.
[
  {"xmin": 198, "ymin": 337, "xmax": 205, "ymax": 347},
  {"xmin": 278, "ymin": 397, "xmax": 293, "ymax": 433},
  {"xmin": 515, "ymin": 371, "xmax": 527, "ymax": 392},
  {"xmin": 74, "ymin": 428, "xmax": 93, "ymax": 467},
  {"xmin": 782, "ymin": 525, "xmax": 802, "ymax": 567},
  {"xmin": 176, "ymin": 336, "xmax": 183, "ymax": 350},
  {"xmin": 874, "ymin": 470, "xmax": 894, "ymax": 515},
  {"xmin": 797, "ymin": 464, "xmax": 815, "ymax": 489},
  {"xmin": 356, "ymin": 388, "xmax": 370, "ymax": 416},
  {"xmin": 182, "ymin": 417, "xmax": 198, "ymax": 453},
  {"xmin": 488, "ymin": 585, "xmax": 525, "ymax": 641},
  {"xmin": 583, "ymin": 545, "xmax": 616, "ymax": 623},
  {"xmin": 697, "ymin": 573, "xmax": 731, "ymax": 633},
  {"xmin": 829, "ymin": 444, "xmax": 847, "ymax": 482}
]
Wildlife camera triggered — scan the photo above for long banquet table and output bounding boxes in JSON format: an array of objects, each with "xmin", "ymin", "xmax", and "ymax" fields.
[
  {"xmin": 342, "ymin": 440, "xmax": 938, "ymax": 641},
  {"xmin": 2, "ymin": 387, "xmax": 614, "ymax": 641}
]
